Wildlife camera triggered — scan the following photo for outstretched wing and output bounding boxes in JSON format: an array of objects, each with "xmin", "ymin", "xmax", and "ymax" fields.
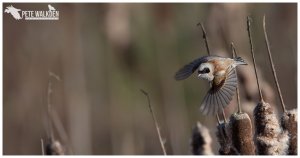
[
  {"xmin": 174, "ymin": 56, "xmax": 208, "ymax": 81},
  {"xmin": 200, "ymin": 66, "xmax": 237, "ymax": 115}
]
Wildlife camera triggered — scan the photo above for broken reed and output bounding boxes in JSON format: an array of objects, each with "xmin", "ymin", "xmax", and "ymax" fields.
[
  {"xmin": 263, "ymin": 15, "xmax": 297, "ymax": 155},
  {"xmin": 247, "ymin": 16, "xmax": 289, "ymax": 155}
]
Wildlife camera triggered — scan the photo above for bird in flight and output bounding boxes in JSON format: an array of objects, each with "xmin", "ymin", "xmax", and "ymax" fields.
[{"xmin": 175, "ymin": 56, "xmax": 247, "ymax": 115}]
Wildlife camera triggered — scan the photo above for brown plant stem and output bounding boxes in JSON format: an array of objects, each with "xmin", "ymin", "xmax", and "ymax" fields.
[
  {"xmin": 262, "ymin": 15, "xmax": 286, "ymax": 113},
  {"xmin": 231, "ymin": 42, "xmax": 242, "ymax": 114},
  {"xmin": 140, "ymin": 89, "xmax": 167, "ymax": 155},
  {"xmin": 197, "ymin": 22, "xmax": 211, "ymax": 56},
  {"xmin": 247, "ymin": 16, "xmax": 263, "ymax": 102}
]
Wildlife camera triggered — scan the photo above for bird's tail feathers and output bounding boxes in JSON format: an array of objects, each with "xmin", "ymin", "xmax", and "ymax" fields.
[{"xmin": 234, "ymin": 57, "xmax": 247, "ymax": 65}]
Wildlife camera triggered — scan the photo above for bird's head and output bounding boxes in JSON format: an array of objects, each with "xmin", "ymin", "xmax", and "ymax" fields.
[{"xmin": 197, "ymin": 62, "xmax": 214, "ymax": 81}]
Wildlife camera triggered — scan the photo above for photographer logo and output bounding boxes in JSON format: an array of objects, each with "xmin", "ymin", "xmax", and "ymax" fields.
[{"xmin": 4, "ymin": 4, "xmax": 59, "ymax": 20}]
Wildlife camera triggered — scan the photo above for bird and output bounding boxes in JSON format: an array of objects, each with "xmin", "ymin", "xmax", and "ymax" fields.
[
  {"xmin": 4, "ymin": 5, "xmax": 22, "ymax": 20},
  {"xmin": 174, "ymin": 55, "xmax": 247, "ymax": 115},
  {"xmin": 48, "ymin": 5, "xmax": 56, "ymax": 11}
]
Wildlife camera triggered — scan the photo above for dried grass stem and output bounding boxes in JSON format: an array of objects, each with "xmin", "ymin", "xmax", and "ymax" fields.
[{"xmin": 140, "ymin": 89, "xmax": 167, "ymax": 155}]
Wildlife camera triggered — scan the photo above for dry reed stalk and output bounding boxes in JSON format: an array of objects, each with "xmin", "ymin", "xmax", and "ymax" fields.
[
  {"xmin": 246, "ymin": 16, "xmax": 263, "ymax": 102},
  {"xmin": 230, "ymin": 43, "xmax": 242, "ymax": 114},
  {"xmin": 44, "ymin": 72, "xmax": 65, "ymax": 155},
  {"xmin": 247, "ymin": 16, "xmax": 289, "ymax": 155},
  {"xmin": 216, "ymin": 121, "xmax": 238, "ymax": 155},
  {"xmin": 191, "ymin": 122, "xmax": 213, "ymax": 155},
  {"xmin": 197, "ymin": 22, "xmax": 211, "ymax": 56},
  {"xmin": 281, "ymin": 109, "xmax": 297, "ymax": 155},
  {"xmin": 140, "ymin": 89, "xmax": 167, "ymax": 155},
  {"xmin": 228, "ymin": 43, "xmax": 255, "ymax": 155},
  {"xmin": 263, "ymin": 15, "xmax": 297, "ymax": 155},
  {"xmin": 262, "ymin": 16, "xmax": 286, "ymax": 113}
]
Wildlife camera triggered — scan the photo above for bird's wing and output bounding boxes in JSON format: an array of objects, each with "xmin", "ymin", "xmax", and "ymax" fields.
[
  {"xmin": 174, "ymin": 56, "xmax": 208, "ymax": 81},
  {"xmin": 200, "ymin": 66, "xmax": 237, "ymax": 115}
]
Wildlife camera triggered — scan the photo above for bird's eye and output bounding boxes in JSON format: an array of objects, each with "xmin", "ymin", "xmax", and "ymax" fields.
[
  {"xmin": 204, "ymin": 68, "xmax": 210, "ymax": 73},
  {"xmin": 198, "ymin": 67, "xmax": 210, "ymax": 74}
]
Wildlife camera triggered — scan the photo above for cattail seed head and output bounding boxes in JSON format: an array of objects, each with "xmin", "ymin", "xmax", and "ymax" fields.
[
  {"xmin": 281, "ymin": 109, "xmax": 297, "ymax": 155},
  {"xmin": 254, "ymin": 101, "xmax": 289, "ymax": 155}
]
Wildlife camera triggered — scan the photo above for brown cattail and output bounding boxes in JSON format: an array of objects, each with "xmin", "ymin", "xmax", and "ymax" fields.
[
  {"xmin": 191, "ymin": 122, "xmax": 213, "ymax": 155},
  {"xmin": 281, "ymin": 109, "xmax": 297, "ymax": 155},
  {"xmin": 216, "ymin": 121, "xmax": 239, "ymax": 155},
  {"xmin": 45, "ymin": 139, "xmax": 65, "ymax": 155},
  {"xmin": 254, "ymin": 101, "xmax": 289, "ymax": 155},
  {"xmin": 230, "ymin": 113, "xmax": 256, "ymax": 154}
]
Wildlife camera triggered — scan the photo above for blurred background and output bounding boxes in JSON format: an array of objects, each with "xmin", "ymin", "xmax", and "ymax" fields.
[{"xmin": 3, "ymin": 3, "xmax": 297, "ymax": 155}]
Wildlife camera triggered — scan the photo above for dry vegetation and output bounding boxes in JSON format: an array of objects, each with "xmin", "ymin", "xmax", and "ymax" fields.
[
  {"xmin": 189, "ymin": 16, "xmax": 297, "ymax": 155},
  {"xmin": 3, "ymin": 4, "xmax": 297, "ymax": 155}
]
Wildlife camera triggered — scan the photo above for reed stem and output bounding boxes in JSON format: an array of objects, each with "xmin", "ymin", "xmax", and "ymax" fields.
[
  {"xmin": 140, "ymin": 89, "xmax": 167, "ymax": 155},
  {"xmin": 197, "ymin": 22, "xmax": 211, "ymax": 56},
  {"xmin": 262, "ymin": 15, "xmax": 286, "ymax": 113},
  {"xmin": 231, "ymin": 43, "xmax": 242, "ymax": 114},
  {"xmin": 247, "ymin": 16, "xmax": 264, "ymax": 102}
]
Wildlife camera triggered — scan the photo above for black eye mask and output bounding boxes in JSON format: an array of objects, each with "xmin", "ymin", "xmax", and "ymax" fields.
[{"xmin": 198, "ymin": 67, "xmax": 210, "ymax": 74}]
